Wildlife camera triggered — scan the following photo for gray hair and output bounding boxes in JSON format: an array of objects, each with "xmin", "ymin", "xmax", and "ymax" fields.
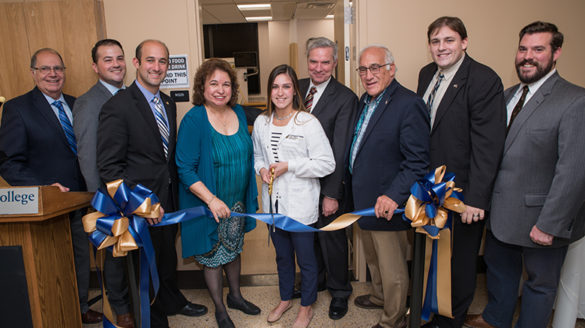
[
  {"xmin": 31, "ymin": 48, "xmax": 64, "ymax": 68},
  {"xmin": 306, "ymin": 37, "xmax": 338, "ymax": 61},
  {"xmin": 358, "ymin": 44, "xmax": 395, "ymax": 71}
]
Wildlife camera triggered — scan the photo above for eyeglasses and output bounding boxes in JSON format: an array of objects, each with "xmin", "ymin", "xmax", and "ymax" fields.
[
  {"xmin": 357, "ymin": 63, "xmax": 391, "ymax": 75},
  {"xmin": 31, "ymin": 66, "xmax": 66, "ymax": 74}
]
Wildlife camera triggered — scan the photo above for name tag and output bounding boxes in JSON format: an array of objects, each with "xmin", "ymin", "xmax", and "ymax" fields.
[
  {"xmin": 0, "ymin": 187, "xmax": 39, "ymax": 215},
  {"xmin": 286, "ymin": 134, "xmax": 304, "ymax": 140}
]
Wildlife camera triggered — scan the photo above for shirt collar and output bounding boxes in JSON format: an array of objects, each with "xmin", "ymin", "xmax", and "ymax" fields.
[
  {"xmin": 99, "ymin": 79, "xmax": 125, "ymax": 95},
  {"xmin": 309, "ymin": 76, "xmax": 331, "ymax": 94},
  {"xmin": 522, "ymin": 68, "xmax": 557, "ymax": 95},
  {"xmin": 135, "ymin": 79, "xmax": 160, "ymax": 102},
  {"xmin": 439, "ymin": 53, "xmax": 466, "ymax": 81},
  {"xmin": 41, "ymin": 92, "xmax": 65, "ymax": 105}
]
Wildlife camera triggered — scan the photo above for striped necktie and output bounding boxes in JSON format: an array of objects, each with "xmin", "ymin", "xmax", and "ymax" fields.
[
  {"xmin": 304, "ymin": 87, "xmax": 317, "ymax": 112},
  {"xmin": 53, "ymin": 100, "xmax": 77, "ymax": 155},
  {"xmin": 507, "ymin": 85, "xmax": 529, "ymax": 134},
  {"xmin": 426, "ymin": 72, "xmax": 444, "ymax": 115},
  {"xmin": 152, "ymin": 97, "xmax": 170, "ymax": 159}
]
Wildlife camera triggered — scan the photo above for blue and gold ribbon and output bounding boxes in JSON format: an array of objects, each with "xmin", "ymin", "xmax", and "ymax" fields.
[{"xmin": 403, "ymin": 165, "xmax": 466, "ymax": 321}]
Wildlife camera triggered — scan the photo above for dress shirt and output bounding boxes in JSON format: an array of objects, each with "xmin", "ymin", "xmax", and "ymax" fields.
[
  {"xmin": 506, "ymin": 68, "xmax": 557, "ymax": 125},
  {"xmin": 43, "ymin": 93, "xmax": 73, "ymax": 123},
  {"xmin": 306, "ymin": 76, "xmax": 331, "ymax": 113},
  {"xmin": 99, "ymin": 79, "xmax": 125, "ymax": 96},
  {"xmin": 423, "ymin": 54, "xmax": 465, "ymax": 127}
]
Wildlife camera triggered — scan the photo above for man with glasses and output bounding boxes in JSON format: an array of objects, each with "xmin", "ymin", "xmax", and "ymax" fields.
[
  {"xmin": 0, "ymin": 48, "xmax": 103, "ymax": 324},
  {"xmin": 416, "ymin": 17, "xmax": 506, "ymax": 328},
  {"xmin": 349, "ymin": 44, "xmax": 429, "ymax": 328}
]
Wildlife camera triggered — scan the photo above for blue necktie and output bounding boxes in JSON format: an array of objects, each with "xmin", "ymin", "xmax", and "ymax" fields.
[
  {"xmin": 53, "ymin": 100, "xmax": 77, "ymax": 155},
  {"xmin": 152, "ymin": 97, "xmax": 169, "ymax": 159}
]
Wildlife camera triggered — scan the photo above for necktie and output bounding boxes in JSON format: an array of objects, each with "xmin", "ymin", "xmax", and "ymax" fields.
[
  {"xmin": 507, "ymin": 85, "xmax": 529, "ymax": 133},
  {"xmin": 152, "ymin": 97, "xmax": 170, "ymax": 159},
  {"xmin": 304, "ymin": 87, "xmax": 317, "ymax": 112},
  {"xmin": 53, "ymin": 100, "xmax": 77, "ymax": 155},
  {"xmin": 426, "ymin": 72, "xmax": 444, "ymax": 115}
]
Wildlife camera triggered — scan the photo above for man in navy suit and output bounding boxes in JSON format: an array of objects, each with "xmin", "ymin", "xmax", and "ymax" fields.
[
  {"xmin": 417, "ymin": 17, "xmax": 506, "ymax": 328},
  {"xmin": 97, "ymin": 40, "xmax": 206, "ymax": 328},
  {"xmin": 0, "ymin": 48, "xmax": 103, "ymax": 324},
  {"xmin": 350, "ymin": 45, "xmax": 430, "ymax": 328},
  {"xmin": 298, "ymin": 36, "xmax": 358, "ymax": 320}
]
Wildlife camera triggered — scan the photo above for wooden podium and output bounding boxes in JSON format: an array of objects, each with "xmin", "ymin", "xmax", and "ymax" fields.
[{"xmin": 0, "ymin": 185, "xmax": 93, "ymax": 327}]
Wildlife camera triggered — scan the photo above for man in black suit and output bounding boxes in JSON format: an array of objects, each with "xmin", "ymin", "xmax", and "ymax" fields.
[
  {"xmin": 73, "ymin": 39, "xmax": 134, "ymax": 327},
  {"xmin": 298, "ymin": 36, "xmax": 358, "ymax": 320},
  {"xmin": 352, "ymin": 44, "xmax": 430, "ymax": 328},
  {"xmin": 0, "ymin": 48, "xmax": 103, "ymax": 324},
  {"xmin": 416, "ymin": 17, "xmax": 506, "ymax": 328},
  {"xmin": 97, "ymin": 39, "xmax": 206, "ymax": 328}
]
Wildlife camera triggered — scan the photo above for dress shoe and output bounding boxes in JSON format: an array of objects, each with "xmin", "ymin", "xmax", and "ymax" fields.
[
  {"xmin": 329, "ymin": 297, "xmax": 348, "ymax": 320},
  {"xmin": 215, "ymin": 311, "xmax": 235, "ymax": 328},
  {"xmin": 178, "ymin": 302, "xmax": 208, "ymax": 317},
  {"xmin": 226, "ymin": 293, "xmax": 261, "ymax": 315},
  {"xmin": 267, "ymin": 302, "xmax": 293, "ymax": 323},
  {"xmin": 292, "ymin": 283, "xmax": 326, "ymax": 299},
  {"xmin": 354, "ymin": 294, "xmax": 383, "ymax": 309},
  {"xmin": 421, "ymin": 322, "xmax": 439, "ymax": 328},
  {"xmin": 464, "ymin": 314, "xmax": 496, "ymax": 328},
  {"xmin": 116, "ymin": 313, "xmax": 134, "ymax": 328},
  {"xmin": 81, "ymin": 309, "xmax": 103, "ymax": 324}
]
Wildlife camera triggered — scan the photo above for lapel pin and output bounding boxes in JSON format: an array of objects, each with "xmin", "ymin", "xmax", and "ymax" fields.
[
  {"xmin": 385, "ymin": 100, "xmax": 389, "ymax": 105},
  {"xmin": 453, "ymin": 84, "xmax": 458, "ymax": 88}
]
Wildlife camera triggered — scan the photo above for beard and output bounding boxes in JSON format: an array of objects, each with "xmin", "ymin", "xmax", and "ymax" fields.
[{"xmin": 515, "ymin": 58, "xmax": 554, "ymax": 84}]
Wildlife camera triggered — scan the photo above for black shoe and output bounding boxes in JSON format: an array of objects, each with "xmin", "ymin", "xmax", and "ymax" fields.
[
  {"xmin": 421, "ymin": 321, "xmax": 440, "ymax": 328},
  {"xmin": 215, "ymin": 311, "xmax": 235, "ymax": 328},
  {"xmin": 354, "ymin": 294, "xmax": 383, "ymax": 309},
  {"xmin": 226, "ymin": 294, "xmax": 261, "ymax": 315},
  {"xmin": 329, "ymin": 297, "xmax": 348, "ymax": 320},
  {"xmin": 179, "ymin": 302, "xmax": 208, "ymax": 317}
]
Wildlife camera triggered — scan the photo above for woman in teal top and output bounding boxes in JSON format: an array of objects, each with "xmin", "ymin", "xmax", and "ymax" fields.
[{"xmin": 176, "ymin": 59, "xmax": 259, "ymax": 328}]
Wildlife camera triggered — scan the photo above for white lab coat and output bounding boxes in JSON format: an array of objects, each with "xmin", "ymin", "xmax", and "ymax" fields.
[{"xmin": 252, "ymin": 111, "xmax": 335, "ymax": 225}]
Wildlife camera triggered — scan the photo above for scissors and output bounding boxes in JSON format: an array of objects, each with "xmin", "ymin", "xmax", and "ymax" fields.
[{"xmin": 268, "ymin": 167, "xmax": 276, "ymax": 245}]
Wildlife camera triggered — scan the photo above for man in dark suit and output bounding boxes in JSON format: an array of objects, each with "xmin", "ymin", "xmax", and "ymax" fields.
[
  {"xmin": 97, "ymin": 39, "xmax": 206, "ymax": 328},
  {"xmin": 465, "ymin": 21, "xmax": 585, "ymax": 328},
  {"xmin": 416, "ymin": 17, "xmax": 506, "ymax": 328},
  {"xmin": 73, "ymin": 39, "xmax": 133, "ymax": 327},
  {"xmin": 298, "ymin": 36, "xmax": 358, "ymax": 320},
  {"xmin": 0, "ymin": 48, "xmax": 103, "ymax": 324},
  {"xmin": 351, "ymin": 45, "xmax": 429, "ymax": 328}
]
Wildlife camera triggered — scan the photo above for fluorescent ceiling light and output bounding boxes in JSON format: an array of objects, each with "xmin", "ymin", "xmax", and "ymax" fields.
[
  {"xmin": 326, "ymin": 14, "xmax": 334, "ymax": 19},
  {"xmin": 245, "ymin": 16, "xmax": 272, "ymax": 22},
  {"xmin": 238, "ymin": 4, "xmax": 271, "ymax": 11}
]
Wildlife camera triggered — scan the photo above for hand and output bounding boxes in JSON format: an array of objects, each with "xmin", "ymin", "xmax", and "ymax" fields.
[
  {"xmin": 146, "ymin": 207, "xmax": 164, "ymax": 225},
  {"xmin": 50, "ymin": 182, "xmax": 69, "ymax": 192},
  {"xmin": 461, "ymin": 205, "xmax": 485, "ymax": 224},
  {"xmin": 322, "ymin": 196, "xmax": 339, "ymax": 217},
  {"xmin": 259, "ymin": 168, "xmax": 271, "ymax": 184},
  {"xmin": 374, "ymin": 195, "xmax": 398, "ymax": 220},
  {"xmin": 208, "ymin": 196, "xmax": 230, "ymax": 223},
  {"xmin": 269, "ymin": 162, "xmax": 288, "ymax": 178},
  {"xmin": 530, "ymin": 225, "xmax": 553, "ymax": 246}
]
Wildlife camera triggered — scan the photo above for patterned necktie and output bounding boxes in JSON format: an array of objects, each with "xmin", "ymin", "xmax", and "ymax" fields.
[
  {"xmin": 304, "ymin": 87, "xmax": 317, "ymax": 112},
  {"xmin": 53, "ymin": 100, "xmax": 77, "ymax": 155},
  {"xmin": 507, "ymin": 85, "xmax": 529, "ymax": 133},
  {"xmin": 152, "ymin": 97, "xmax": 170, "ymax": 159},
  {"xmin": 426, "ymin": 72, "xmax": 444, "ymax": 114}
]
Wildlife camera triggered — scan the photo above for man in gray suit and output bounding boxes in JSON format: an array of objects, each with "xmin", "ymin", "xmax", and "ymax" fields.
[
  {"xmin": 73, "ymin": 39, "xmax": 133, "ymax": 328},
  {"xmin": 465, "ymin": 21, "xmax": 585, "ymax": 328}
]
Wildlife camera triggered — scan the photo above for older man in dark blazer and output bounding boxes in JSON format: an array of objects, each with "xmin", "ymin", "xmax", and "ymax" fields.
[
  {"xmin": 298, "ymin": 36, "xmax": 358, "ymax": 320},
  {"xmin": 417, "ymin": 17, "xmax": 506, "ymax": 328},
  {"xmin": 97, "ymin": 39, "xmax": 206, "ymax": 328},
  {"xmin": 466, "ymin": 21, "xmax": 585, "ymax": 328},
  {"xmin": 351, "ymin": 44, "xmax": 429, "ymax": 328},
  {"xmin": 0, "ymin": 48, "xmax": 102, "ymax": 324}
]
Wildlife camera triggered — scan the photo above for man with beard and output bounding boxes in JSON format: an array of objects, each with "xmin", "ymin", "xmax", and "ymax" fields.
[{"xmin": 465, "ymin": 21, "xmax": 585, "ymax": 328}]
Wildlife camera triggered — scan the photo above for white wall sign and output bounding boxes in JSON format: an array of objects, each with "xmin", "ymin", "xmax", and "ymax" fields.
[
  {"xmin": 161, "ymin": 54, "xmax": 190, "ymax": 89},
  {"xmin": 0, "ymin": 187, "xmax": 39, "ymax": 215}
]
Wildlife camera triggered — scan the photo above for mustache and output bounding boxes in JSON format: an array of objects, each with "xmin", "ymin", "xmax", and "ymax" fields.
[{"xmin": 518, "ymin": 59, "xmax": 538, "ymax": 66}]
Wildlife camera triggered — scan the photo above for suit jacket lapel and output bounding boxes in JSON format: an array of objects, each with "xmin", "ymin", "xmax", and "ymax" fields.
[
  {"xmin": 432, "ymin": 55, "xmax": 470, "ymax": 131},
  {"xmin": 353, "ymin": 81, "xmax": 396, "ymax": 158},
  {"xmin": 32, "ymin": 88, "xmax": 71, "ymax": 149},
  {"xmin": 417, "ymin": 66, "xmax": 435, "ymax": 96},
  {"xmin": 311, "ymin": 79, "xmax": 336, "ymax": 117},
  {"xmin": 129, "ymin": 82, "xmax": 165, "ymax": 150},
  {"xmin": 504, "ymin": 73, "xmax": 559, "ymax": 152}
]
